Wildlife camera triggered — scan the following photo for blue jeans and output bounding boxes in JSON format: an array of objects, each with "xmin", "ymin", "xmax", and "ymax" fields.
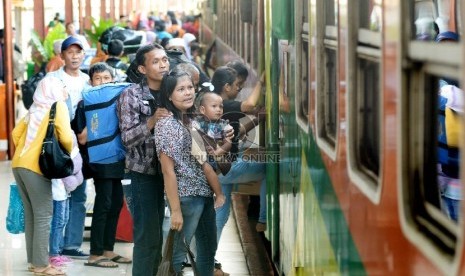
[
  {"xmin": 50, "ymin": 199, "xmax": 70, "ymax": 256},
  {"xmin": 443, "ymin": 196, "xmax": 461, "ymax": 222},
  {"xmin": 172, "ymin": 196, "xmax": 217, "ymax": 275},
  {"xmin": 64, "ymin": 180, "xmax": 87, "ymax": 250},
  {"xmin": 123, "ymin": 171, "xmax": 165, "ymax": 276},
  {"xmin": 216, "ymin": 159, "xmax": 266, "ymax": 242}
]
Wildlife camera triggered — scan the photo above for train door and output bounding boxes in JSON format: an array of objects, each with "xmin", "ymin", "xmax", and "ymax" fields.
[{"xmin": 276, "ymin": 39, "xmax": 303, "ymax": 274}]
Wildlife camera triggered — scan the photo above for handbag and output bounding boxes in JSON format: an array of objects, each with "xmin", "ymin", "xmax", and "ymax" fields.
[
  {"xmin": 6, "ymin": 183, "xmax": 25, "ymax": 234},
  {"xmin": 39, "ymin": 102, "xmax": 74, "ymax": 179},
  {"xmin": 156, "ymin": 230, "xmax": 198, "ymax": 276},
  {"xmin": 157, "ymin": 229, "xmax": 177, "ymax": 276}
]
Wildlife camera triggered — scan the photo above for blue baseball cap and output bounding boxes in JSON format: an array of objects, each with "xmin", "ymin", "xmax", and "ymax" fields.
[
  {"xmin": 436, "ymin": 31, "xmax": 459, "ymax": 42},
  {"xmin": 61, "ymin": 36, "xmax": 84, "ymax": 51}
]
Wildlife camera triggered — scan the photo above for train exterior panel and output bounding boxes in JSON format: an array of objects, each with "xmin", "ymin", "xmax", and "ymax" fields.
[{"xmin": 200, "ymin": 0, "xmax": 464, "ymax": 275}]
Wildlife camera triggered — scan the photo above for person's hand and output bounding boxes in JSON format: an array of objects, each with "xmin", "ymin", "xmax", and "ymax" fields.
[
  {"xmin": 154, "ymin": 108, "xmax": 171, "ymax": 123},
  {"xmin": 255, "ymin": 106, "xmax": 266, "ymax": 121},
  {"xmin": 148, "ymin": 108, "xmax": 171, "ymax": 130},
  {"xmin": 223, "ymin": 124, "xmax": 234, "ymax": 142},
  {"xmin": 260, "ymin": 71, "xmax": 266, "ymax": 84},
  {"xmin": 206, "ymin": 146, "xmax": 215, "ymax": 155},
  {"xmin": 214, "ymin": 194, "xmax": 226, "ymax": 209},
  {"xmin": 170, "ymin": 210, "xmax": 183, "ymax": 232}
]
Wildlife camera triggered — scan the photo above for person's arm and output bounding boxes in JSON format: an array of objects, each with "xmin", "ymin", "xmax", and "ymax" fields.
[
  {"xmin": 117, "ymin": 86, "xmax": 170, "ymax": 148},
  {"xmin": 117, "ymin": 87, "xmax": 152, "ymax": 148},
  {"xmin": 55, "ymin": 101, "xmax": 74, "ymax": 153},
  {"xmin": 146, "ymin": 108, "xmax": 171, "ymax": 130},
  {"xmin": 238, "ymin": 116, "xmax": 259, "ymax": 140},
  {"xmin": 160, "ymin": 152, "xmax": 183, "ymax": 231},
  {"xmin": 77, "ymin": 127, "xmax": 87, "ymax": 145},
  {"xmin": 11, "ymin": 117, "xmax": 27, "ymax": 146},
  {"xmin": 240, "ymin": 72, "xmax": 265, "ymax": 113},
  {"xmin": 202, "ymin": 162, "xmax": 225, "ymax": 208}
]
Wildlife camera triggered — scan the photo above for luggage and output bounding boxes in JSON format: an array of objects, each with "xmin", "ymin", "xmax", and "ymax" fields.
[{"xmin": 82, "ymin": 82, "xmax": 131, "ymax": 164}]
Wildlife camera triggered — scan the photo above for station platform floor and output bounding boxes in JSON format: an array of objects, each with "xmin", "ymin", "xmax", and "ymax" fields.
[{"xmin": 0, "ymin": 160, "xmax": 272, "ymax": 275}]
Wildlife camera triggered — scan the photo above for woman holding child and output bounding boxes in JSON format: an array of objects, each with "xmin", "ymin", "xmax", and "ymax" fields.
[{"xmin": 154, "ymin": 69, "xmax": 218, "ymax": 275}]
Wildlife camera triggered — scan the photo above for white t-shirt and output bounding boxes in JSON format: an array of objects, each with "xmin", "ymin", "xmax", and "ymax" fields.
[
  {"xmin": 48, "ymin": 67, "xmax": 90, "ymax": 119},
  {"xmin": 51, "ymin": 179, "xmax": 68, "ymax": 201}
]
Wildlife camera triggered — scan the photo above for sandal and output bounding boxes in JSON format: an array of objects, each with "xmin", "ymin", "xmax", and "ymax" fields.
[
  {"xmin": 28, "ymin": 264, "xmax": 35, "ymax": 272},
  {"xmin": 84, "ymin": 258, "xmax": 119, "ymax": 268},
  {"xmin": 110, "ymin": 255, "xmax": 132, "ymax": 264},
  {"xmin": 33, "ymin": 265, "xmax": 65, "ymax": 275},
  {"xmin": 214, "ymin": 268, "xmax": 230, "ymax": 276}
]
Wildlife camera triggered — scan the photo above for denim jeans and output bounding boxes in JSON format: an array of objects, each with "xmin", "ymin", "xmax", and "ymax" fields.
[
  {"xmin": 90, "ymin": 178, "xmax": 124, "ymax": 255},
  {"xmin": 216, "ymin": 159, "xmax": 266, "ymax": 242},
  {"xmin": 123, "ymin": 171, "xmax": 164, "ymax": 276},
  {"xmin": 443, "ymin": 196, "xmax": 461, "ymax": 222},
  {"xmin": 50, "ymin": 199, "xmax": 70, "ymax": 256},
  {"xmin": 64, "ymin": 180, "xmax": 87, "ymax": 250},
  {"xmin": 172, "ymin": 196, "xmax": 217, "ymax": 275}
]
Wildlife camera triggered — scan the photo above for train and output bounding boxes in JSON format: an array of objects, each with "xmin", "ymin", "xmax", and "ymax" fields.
[{"xmin": 199, "ymin": 0, "xmax": 464, "ymax": 275}]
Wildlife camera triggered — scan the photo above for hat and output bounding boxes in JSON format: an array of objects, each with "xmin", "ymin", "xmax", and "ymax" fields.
[
  {"xmin": 61, "ymin": 36, "xmax": 83, "ymax": 51},
  {"xmin": 436, "ymin": 31, "xmax": 459, "ymax": 42},
  {"xmin": 53, "ymin": 39, "xmax": 64, "ymax": 54},
  {"xmin": 166, "ymin": 38, "xmax": 185, "ymax": 50},
  {"xmin": 183, "ymin": 33, "xmax": 196, "ymax": 45}
]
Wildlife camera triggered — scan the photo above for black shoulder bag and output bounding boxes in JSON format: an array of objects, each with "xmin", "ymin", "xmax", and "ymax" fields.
[{"xmin": 39, "ymin": 102, "xmax": 74, "ymax": 179}]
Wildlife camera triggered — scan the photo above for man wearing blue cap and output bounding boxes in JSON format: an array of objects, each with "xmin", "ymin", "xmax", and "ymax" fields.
[{"xmin": 47, "ymin": 35, "xmax": 92, "ymax": 259}]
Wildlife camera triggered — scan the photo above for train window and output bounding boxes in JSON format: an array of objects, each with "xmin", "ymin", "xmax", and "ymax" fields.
[
  {"xmin": 295, "ymin": 0, "xmax": 310, "ymax": 129},
  {"xmin": 347, "ymin": 0, "xmax": 382, "ymax": 200},
  {"xmin": 315, "ymin": 0, "xmax": 338, "ymax": 158},
  {"xmin": 400, "ymin": 0, "xmax": 463, "ymax": 271},
  {"xmin": 323, "ymin": 47, "xmax": 338, "ymax": 144}
]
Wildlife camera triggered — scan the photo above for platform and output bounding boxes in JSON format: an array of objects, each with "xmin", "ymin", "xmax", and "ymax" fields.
[{"xmin": 0, "ymin": 161, "xmax": 273, "ymax": 275}]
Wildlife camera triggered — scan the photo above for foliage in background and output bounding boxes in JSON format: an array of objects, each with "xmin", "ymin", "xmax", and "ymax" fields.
[
  {"xmin": 44, "ymin": 23, "xmax": 67, "ymax": 58},
  {"xmin": 29, "ymin": 30, "xmax": 48, "ymax": 66},
  {"xmin": 29, "ymin": 23, "xmax": 67, "ymax": 66},
  {"xmin": 84, "ymin": 17, "xmax": 119, "ymax": 47}
]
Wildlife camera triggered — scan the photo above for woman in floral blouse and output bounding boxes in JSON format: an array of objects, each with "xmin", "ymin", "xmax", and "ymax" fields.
[{"xmin": 154, "ymin": 69, "xmax": 217, "ymax": 275}]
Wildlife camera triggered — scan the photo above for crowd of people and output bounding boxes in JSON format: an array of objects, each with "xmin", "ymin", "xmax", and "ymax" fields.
[{"xmin": 11, "ymin": 10, "xmax": 266, "ymax": 276}]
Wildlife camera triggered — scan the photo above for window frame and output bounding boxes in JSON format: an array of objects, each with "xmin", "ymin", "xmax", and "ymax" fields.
[
  {"xmin": 346, "ymin": 0, "xmax": 383, "ymax": 203},
  {"xmin": 399, "ymin": 0, "xmax": 464, "ymax": 274},
  {"xmin": 315, "ymin": 0, "xmax": 339, "ymax": 160},
  {"xmin": 294, "ymin": 0, "xmax": 310, "ymax": 131}
]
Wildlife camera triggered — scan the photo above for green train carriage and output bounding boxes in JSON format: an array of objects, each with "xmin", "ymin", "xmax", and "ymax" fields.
[{"xmin": 199, "ymin": 0, "xmax": 465, "ymax": 275}]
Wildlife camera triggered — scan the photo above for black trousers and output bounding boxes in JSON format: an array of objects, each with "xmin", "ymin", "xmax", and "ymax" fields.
[{"xmin": 90, "ymin": 178, "xmax": 124, "ymax": 255}]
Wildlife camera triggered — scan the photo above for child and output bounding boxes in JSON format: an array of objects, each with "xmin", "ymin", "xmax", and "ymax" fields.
[
  {"xmin": 49, "ymin": 135, "xmax": 83, "ymax": 267},
  {"xmin": 105, "ymin": 39, "xmax": 128, "ymax": 82},
  {"xmin": 73, "ymin": 63, "xmax": 131, "ymax": 268},
  {"xmin": 193, "ymin": 91, "xmax": 233, "ymax": 176}
]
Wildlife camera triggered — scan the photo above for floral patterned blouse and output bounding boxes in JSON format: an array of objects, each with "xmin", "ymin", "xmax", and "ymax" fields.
[{"xmin": 155, "ymin": 116, "xmax": 213, "ymax": 198}]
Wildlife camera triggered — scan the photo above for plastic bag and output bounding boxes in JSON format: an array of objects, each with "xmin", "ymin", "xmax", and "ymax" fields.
[{"xmin": 6, "ymin": 183, "xmax": 25, "ymax": 234}]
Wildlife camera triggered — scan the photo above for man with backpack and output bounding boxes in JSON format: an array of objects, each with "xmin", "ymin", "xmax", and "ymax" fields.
[{"xmin": 117, "ymin": 43, "xmax": 171, "ymax": 276}]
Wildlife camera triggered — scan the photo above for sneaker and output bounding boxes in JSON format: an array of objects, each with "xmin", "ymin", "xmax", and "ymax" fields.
[
  {"xmin": 49, "ymin": 256, "xmax": 68, "ymax": 267},
  {"xmin": 58, "ymin": 255, "xmax": 73, "ymax": 264},
  {"xmin": 61, "ymin": 248, "xmax": 89, "ymax": 259}
]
